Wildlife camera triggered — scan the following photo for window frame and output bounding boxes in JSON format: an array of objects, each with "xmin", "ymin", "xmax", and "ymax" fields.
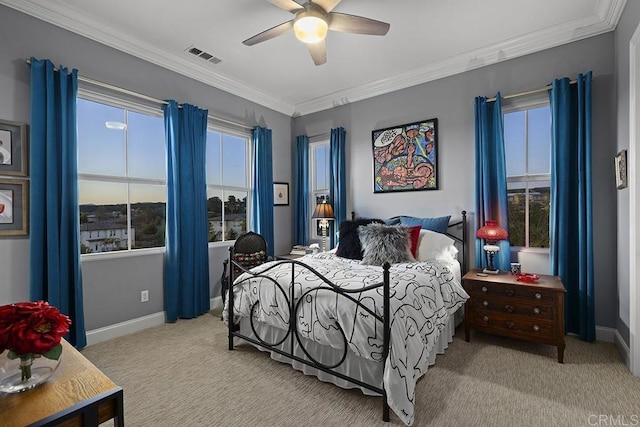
[
  {"xmin": 77, "ymin": 89, "xmax": 167, "ymax": 257},
  {"xmin": 503, "ymin": 97, "xmax": 551, "ymax": 252},
  {"xmin": 77, "ymin": 90, "xmax": 254, "ymax": 258},
  {"xmin": 309, "ymin": 139, "xmax": 330, "ymax": 239},
  {"xmin": 204, "ymin": 123, "xmax": 252, "ymax": 245}
]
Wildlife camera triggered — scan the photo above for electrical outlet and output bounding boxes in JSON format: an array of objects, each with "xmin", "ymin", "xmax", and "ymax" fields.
[{"xmin": 141, "ymin": 290, "xmax": 149, "ymax": 303}]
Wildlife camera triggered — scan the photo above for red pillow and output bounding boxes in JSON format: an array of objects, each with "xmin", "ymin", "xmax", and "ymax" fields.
[{"xmin": 405, "ymin": 226, "xmax": 421, "ymax": 258}]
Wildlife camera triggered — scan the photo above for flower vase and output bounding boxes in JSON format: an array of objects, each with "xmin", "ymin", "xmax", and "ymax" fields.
[{"xmin": 0, "ymin": 351, "xmax": 61, "ymax": 393}]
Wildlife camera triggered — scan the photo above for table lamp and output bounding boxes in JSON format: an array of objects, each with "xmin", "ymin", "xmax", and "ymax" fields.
[
  {"xmin": 476, "ymin": 220, "xmax": 508, "ymax": 274},
  {"xmin": 312, "ymin": 200, "xmax": 334, "ymax": 252}
]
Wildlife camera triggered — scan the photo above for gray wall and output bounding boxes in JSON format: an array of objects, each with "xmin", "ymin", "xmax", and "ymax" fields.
[
  {"xmin": 0, "ymin": 4, "xmax": 624, "ymax": 334},
  {"xmin": 293, "ymin": 34, "xmax": 618, "ymax": 329},
  {"xmin": 0, "ymin": 5, "xmax": 293, "ymax": 329},
  {"xmin": 614, "ymin": 1, "xmax": 640, "ymax": 346}
]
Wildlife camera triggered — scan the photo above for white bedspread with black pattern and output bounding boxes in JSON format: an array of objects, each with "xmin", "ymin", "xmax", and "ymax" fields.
[{"xmin": 224, "ymin": 252, "xmax": 469, "ymax": 426}]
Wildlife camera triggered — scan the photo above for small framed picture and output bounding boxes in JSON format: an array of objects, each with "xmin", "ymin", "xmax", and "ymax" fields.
[
  {"xmin": 0, "ymin": 119, "xmax": 28, "ymax": 177},
  {"xmin": 615, "ymin": 149, "xmax": 628, "ymax": 190},
  {"xmin": 273, "ymin": 182, "xmax": 289, "ymax": 206},
  {"xmin": 0, "ymin": 178, "xmax": 29, "ymax": 236}
]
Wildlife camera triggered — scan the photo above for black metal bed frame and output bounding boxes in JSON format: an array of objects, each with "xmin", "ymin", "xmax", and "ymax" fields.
[{"xmin": 226, "ymin": 211, "xmax": 467, "ymax": 423}]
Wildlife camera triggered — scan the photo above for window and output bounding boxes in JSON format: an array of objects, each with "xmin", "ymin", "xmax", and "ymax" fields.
[
  {"xmin": 310, "ymin": 141, "xmax": 330, "ymax": 238},
  {"xmin": 504, "ymin": 103, "xmax": 551, "ymax": 248},
  {"xmin": 77, "ymin": 96, "xmax": 166, "ymax": 254},
  {"xmin": 206, "ymin": 129, "xmax": 250, "ymax": 242}
]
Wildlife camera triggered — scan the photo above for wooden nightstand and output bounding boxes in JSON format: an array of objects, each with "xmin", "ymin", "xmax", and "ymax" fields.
[
  {"xmin": 462, "ymin": 270, "xmax": 566, "ymax": 363},
  {"xmin": 276, "ymin": 253, "xmax": 305, "ymax": 261}
]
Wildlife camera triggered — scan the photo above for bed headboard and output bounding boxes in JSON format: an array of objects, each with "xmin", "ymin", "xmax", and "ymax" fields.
[{"xmin": 348, "ymin": 211, "xmax": 468, "ymax": 275}]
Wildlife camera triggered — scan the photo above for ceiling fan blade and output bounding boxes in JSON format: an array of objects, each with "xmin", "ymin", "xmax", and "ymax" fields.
[
  {"xmin": 243, "ymin": 20, "xmax": 294, "ymax": 46},
  {"xmin": 268, "ymin": 0, "xmax": 304, "ymax": 13},
  {"xmin": 328, "ymin": 13, "xmax": 390, "ymax": 36},
  {"xmin": 311, "ymin": 0, "xmax": 342, "ymax": 13},
  {"xmin": 307, "ymin": 40, "xmax": 327, "ymax": 66}
]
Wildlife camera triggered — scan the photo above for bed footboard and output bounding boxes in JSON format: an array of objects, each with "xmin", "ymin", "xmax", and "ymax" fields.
[{"xmin": 226, "ymin": 248, "xmax": 391, "ymax": 422}]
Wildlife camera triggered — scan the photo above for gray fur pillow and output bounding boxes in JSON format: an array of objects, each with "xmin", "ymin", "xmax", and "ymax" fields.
[{"xmin": 358, "ymin": 224, "xmax": 414, "ymax": 266}]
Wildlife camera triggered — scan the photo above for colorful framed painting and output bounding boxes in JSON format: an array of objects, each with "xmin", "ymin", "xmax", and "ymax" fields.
[
  {"xmin": 0, "ymin": 119, "xmax": 28, "ymax": 177},
  {"xmin": 0, "ymin": 178, "xmax": 29, "ymax": 236},
  {"xmin": 372, "ymin": 118, "xmax": 438, "ymax": 193}
]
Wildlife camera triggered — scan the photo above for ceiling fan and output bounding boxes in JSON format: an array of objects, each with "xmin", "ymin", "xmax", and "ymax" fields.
[{"xmin": 242, "ymin": 0, "xmax": 390, "ymax": 66}]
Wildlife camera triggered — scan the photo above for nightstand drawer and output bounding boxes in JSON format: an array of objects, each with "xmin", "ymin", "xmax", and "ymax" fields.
[
  {"xmin": 471, "ymin": 311, "xmax": 555, "ymax": 340},
  {"xmin": 467, "ymin": 280, "xmax": 555, "ymax": 304},
  {"xmin": 469, "ymin": 298, "xmax": 554, "ymax": 321}
]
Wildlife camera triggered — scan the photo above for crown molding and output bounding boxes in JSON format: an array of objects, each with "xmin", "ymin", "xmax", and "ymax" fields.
[
  {"xmin": 293, "ymin": 0, "xmax": 625, "ymax": 115},
  {"xmin": 1, "ymin": 0, "xmax": 626, "ymax": 118},
  {"xmin": 0, "ymin": 0, "xmax": 296, "ymax": 116}
]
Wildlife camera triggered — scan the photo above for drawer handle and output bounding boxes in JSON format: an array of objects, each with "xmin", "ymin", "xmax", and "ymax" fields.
[
  {"xmin": 483, "ymin": 316, "xmax": 489, "ymax": 322},
  {"xmin": 533, "ymin": 325, "xmax": 540, "ymax": 332},
  {"xmin": 481, "ymin": 286, "xmax": 488, "ymax": 293},
  {"xmin": 482, "ymin": 300, "xmax": 489, "ymax": 307},
  {"xmin": 534, "ymin": 293, "xmax": 542, "ymax": 300},
  {"xmin": 504, "ymin": 304, "xmax": 514, "ymax": 313},
  {"xmin": 505, "ymin": 321, "xmax": 518, "ymax": 330},
  {"xmin": 533, "ymin": 307, "xmax": 541, "ymax": 315},
  {"xmin": 505, "ymin": 289, "xmax": 515, "ymax": 297}
]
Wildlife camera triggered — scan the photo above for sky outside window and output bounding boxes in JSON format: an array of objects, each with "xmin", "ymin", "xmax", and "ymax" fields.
[
  {"xmin": 128, "ymin": 111, "xmax": 166, "ymax": 180},
  {"xmin": 77, "ymin": 99, "xmax": 126, "ymax": 177}
]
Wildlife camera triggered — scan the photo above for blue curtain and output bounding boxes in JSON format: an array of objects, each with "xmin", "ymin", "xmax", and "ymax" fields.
[
  {"xmin": 164, "ymin": 100, "xmax": 210, "ymax": 323},
  {"xmin": 251, "ymin": 126, "xmax": 275, "ymax": 257},
  {"xmin": 29, "ymin": 58, "xmax": 86, "ymax": 348},
  {"xmin": 294, "ymin": 135, "xmax": 309, "ymax": 245},
  {"xmin": 474, "ymin": 94, "xmax": 511, "ymax": 271},
  {"xmin": 549, "ymin": 72, "xmax": 595, "ymax": 341},
  {"xmin": 329, "ymin": 127, "xmax": 347, "ymax": 249}
]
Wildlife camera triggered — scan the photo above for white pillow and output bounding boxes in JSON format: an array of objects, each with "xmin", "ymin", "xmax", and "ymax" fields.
[{"xmin": 416, "ymin": 229, "xmax": 458, "ymax": 262}]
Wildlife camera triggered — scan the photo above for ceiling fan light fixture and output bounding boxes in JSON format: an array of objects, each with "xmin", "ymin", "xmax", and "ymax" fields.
[{"xmin": 294, "ymin": 15, "xmax": 328, "ymax": 44}]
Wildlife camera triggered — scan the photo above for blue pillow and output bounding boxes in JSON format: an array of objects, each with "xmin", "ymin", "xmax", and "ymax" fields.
[
  {"xmin": 398, "ymin": 215, "xmax": 451, "ymax": 234},
  {"xmin": 383, "ymin": 217, "xmax": 401, "ymax": 226}
]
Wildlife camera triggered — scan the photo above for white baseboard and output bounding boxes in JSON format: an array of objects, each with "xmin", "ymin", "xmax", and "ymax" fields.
[
  {"xmin": 615, "ymin": 330, "xmax": 631, "ymax": 369},
  {"xmin": 595, "ymin": 326, "xmax": 631, "ymax": 369},
  {"xmin": 596, "ymin": 325, "xmax": 616, "ymax": 343},
  {"xmin": 85, "ymin": 296, "xmax": 225, "ymax": 347},
  {"xmin": 86, "ymin": 311, "xmax": 166, "ymax": 346},
  {"xmin": 210, "ymin": 296, "xmax": 223, "ymax": 311}
]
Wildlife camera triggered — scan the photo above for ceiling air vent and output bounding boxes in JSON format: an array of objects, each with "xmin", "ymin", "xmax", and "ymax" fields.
[{"xmin": 186, "ymin": 46, "xmax": 222, "ymax": 65}]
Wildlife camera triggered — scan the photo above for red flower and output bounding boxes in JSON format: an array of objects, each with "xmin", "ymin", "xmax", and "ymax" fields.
[{"xmin": 0, "ymin": 301, "xmax": 71, "ymax": 356}]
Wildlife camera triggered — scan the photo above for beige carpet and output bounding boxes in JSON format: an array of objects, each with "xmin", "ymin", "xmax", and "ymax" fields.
[{"xmin": 81, "ymin": 312, "xmax": 640, "ymax": 427}]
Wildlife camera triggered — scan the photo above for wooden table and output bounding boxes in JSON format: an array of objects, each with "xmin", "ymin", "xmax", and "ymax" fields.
[
  {"xmin": 462, "ymin": 270, "xmax": 566, "ymax": 363},
  {"xmin": 0, "ymin": 339, "xmax": 123, "ymax": 426}
]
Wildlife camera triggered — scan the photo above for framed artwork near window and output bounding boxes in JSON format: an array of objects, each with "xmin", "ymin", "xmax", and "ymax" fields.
[
  {"xmin": 615, "ymin": 149, "xmax": 627, "ymax": 190},
  {"xmin": 372, "ymin": 118, "xmax": 438, "ymax": 193},
  {"xmin": 273, "ymin": 182, "xmax": 289, "ymax": 206},
  {"xmin": 0, "ymin": 119, "xmax": 28, "ymax": 177},
  {"xmin": 0, "ymin": 178, "xmax": 28, "ymax": 236}
]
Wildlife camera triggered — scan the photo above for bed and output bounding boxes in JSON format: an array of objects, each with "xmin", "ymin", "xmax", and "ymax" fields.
[{"xmin": 223, "ymin": 212, "xmax": 469, "ymax": 426}]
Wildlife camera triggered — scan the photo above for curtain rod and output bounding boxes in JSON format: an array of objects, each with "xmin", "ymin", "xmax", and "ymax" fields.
[
  {"xmin": 25, "ymin": 58, "xmax": 252, "ymax": 130},
  {"xmin": 486, "ymin": 79, "xmax": 578, "ymax": 103}
]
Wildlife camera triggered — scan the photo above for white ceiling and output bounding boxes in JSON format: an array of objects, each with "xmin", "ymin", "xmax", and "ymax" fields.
[{"xmin": 1, "ymin": 0, "xmax": 627, "ymax": 116}]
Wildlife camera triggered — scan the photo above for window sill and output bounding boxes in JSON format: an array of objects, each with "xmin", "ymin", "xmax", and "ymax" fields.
[
  {"xmin": 81, "ymin": 246, "xmax": 165, "ymax": 262},
  {"xmin": 208, "ymin": 241, "xmax": 235, "ymax": 248},
  {"xmin": 510, "ymin": 246, "xmax": 550, "ymax": 254},
  {"xmin": 80, "ymin": 241, "xmax": 235, "ymax": 262}
]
